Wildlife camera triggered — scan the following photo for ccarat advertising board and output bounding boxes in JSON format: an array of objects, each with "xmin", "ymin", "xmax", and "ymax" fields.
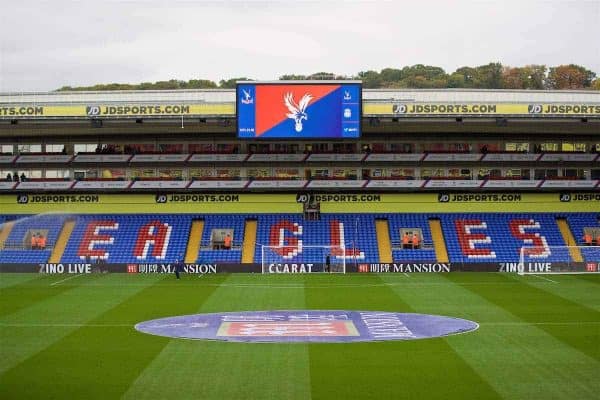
[{"xmin": 237, "ymin": 81, "xmax": 362, "ymax": 139}]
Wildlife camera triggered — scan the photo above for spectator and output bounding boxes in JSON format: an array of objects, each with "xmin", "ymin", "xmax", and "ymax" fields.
[
  {"xmin": 412, "ymin": 233, "xmax": 420, "ymax": 249},
  {"xmin": 20, "ymin": 173, "xmax": 26, "ymax": 182},
  {"xmin": 13, "ymin": 172, "xmax": 19, "ymax": 182},
  {"xmin": 39, "ymin": 234, "xmax": 46, "ymax": 250},
  {"xmin": 583, "ymin": 232, "xmax": 592, "ymax": 246},
  {"xmin": 6, "ymin": 172, "xmax": 11, "ymax": 182},
  {"xmin": 31, "ymin": 234, "xmax": 38, "ymax": 250},
  {"xmin": 223, "ymin": 233, "xmax": 232, "ymax": 250},
  {"xmin": 402, "ymin": 232, "xmax": 410, "ymax": 249}
]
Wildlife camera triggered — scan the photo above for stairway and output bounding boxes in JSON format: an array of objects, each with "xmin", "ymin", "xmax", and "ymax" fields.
[
  {"xmin": 185, "ymin": 220, "xmax": 204, "ymax": 263},
  {"xmin": 375, "ymin": 219, "xmax": 393, "ymax": 263},
  {"xmin": 0, "ymin": 221, "xmax": 15, "ymax": 250},
  {"xmin": 49, "ymin": 219, "xmax": 76, "ymax": 263},
  {"xmin": 241, "ymin": 219, "xmax": 258, "ymax": 263},
  {"xmin": 556, "ymin": 218, "xmax": 583, "ymax": 263},
  {"xmin": 428, "ymin": 218, "xmax": 449, "ymax": 263}
]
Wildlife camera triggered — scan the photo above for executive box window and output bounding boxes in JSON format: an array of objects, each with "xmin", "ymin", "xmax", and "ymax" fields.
[
  {"xmin": 74, "ymin": 144, "xmax": 98, "ymax": 154},
  {"xmin": 505, "ymin": 142, "xmax": 529, "ymax": 152},
  {"xmin": 18, "ymin": 144, "xmax": 42, "ymax": 154},
  {"xmin": 561, "ymin": 142, "xmax": 586, "ymax": 152},
  {"xmin": 45, "ymin": 144, "xmax": 65, "ymax": 153}
]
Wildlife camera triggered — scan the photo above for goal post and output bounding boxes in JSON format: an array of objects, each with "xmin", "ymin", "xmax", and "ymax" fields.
[
  {"xmin": 261, "ymin": 245, "xmax": 346, "ymax": 274},
  {"xmin": 518, "ymin": 245, "xmax": 600, "ymax": 275}
]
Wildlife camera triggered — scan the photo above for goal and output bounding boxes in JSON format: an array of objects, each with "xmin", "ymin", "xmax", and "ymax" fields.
[
  {"xmin": 518, "ymin": 245, "xmax": 600, "ymax": 275},
  {"xmin": 261, "ymin": 245, "xmax": 346, "ymax": 274}
]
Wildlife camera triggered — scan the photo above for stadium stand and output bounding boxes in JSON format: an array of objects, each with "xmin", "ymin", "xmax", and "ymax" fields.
[{"xmin": 1, "ymin": 212, "xmax": 599, "ymax": 265}]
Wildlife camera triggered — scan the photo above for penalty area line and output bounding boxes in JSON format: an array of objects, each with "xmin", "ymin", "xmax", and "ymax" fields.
[
  {"xmin": 50, "ymin": 274, "xmax": 85, "ymax": 286},
  {"xmin": 528, "ymin": 274, "xmax": 558, "ymax": 283}
]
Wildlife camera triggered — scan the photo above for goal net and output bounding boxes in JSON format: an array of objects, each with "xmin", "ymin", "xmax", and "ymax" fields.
[
  {"xmin": 261, "ymin": 245, "xmax": 346, "ymax": 274},
  {"xmin": 518, "ymin": 245, "xmax": 600, "ymax": 275}
]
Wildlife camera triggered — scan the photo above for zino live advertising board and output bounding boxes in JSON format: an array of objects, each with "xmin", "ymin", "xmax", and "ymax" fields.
[
  {"xmin": 1, "ymin": 102, "xmax": 599, "ymax": 119},
  {"xmin": 2, "ymin": 192, "xmax": 599, "ymax": 214}
]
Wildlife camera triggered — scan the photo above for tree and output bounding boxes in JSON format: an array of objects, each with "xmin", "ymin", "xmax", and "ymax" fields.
[
  {"xmin": 453, "ymin": 66, "xmax": 479, "ymax": 88},
  {"xmin": 521, "ymin": 65, "xmax": 547, "ymax": 89},
  {"xmin": 546, "ymin": 64, "xmax": 596, "ymax": 89},
  {"xmin": 279, "ymin": 74, "xmax": 307, "ymax": 81},
  {"xmin": 447, "ymin": 73, "xmax": 466, "ymax": 88},
  {"xmin": 54, "ymin": 63, "xmax": 597, "ymax": 91},
  {"xmin": 356, "ymin": 70, "xmax": 382, "ymax": 88},
  {"xmin": 188, "ymin": 79, "xmax": 218, "ymax": 89},
  {"xmin": 307, "ymin": 72, "xmax": 336, "ymax": 80},
  {"xmin": 502, "ymin": 67, "xmax": 526, "ymax": 89},
  {"xmin": 379, "ymin": 68, "xmax": 404, "ymax": 86},
  {"xmin": 219, "ymin": 78, "xmax": 252, "ymax": 88},
  {"xmin": 475, "ymin": 62, "xmax": 504, "ymax": 89}
]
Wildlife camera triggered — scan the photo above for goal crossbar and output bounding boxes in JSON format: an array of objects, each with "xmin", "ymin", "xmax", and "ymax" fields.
[
  {"xmin": 518, "ymin": 245, "xmax": 600, "ymax": 275},
  {"xmin": 261, "ymin": 244, "xmax": 346, "ymax": 273}
]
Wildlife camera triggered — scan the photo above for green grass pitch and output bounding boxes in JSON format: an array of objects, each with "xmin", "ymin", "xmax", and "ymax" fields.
[{"xmin": 0, "ymin": 272, "xmax": 598, "ymax": 399}]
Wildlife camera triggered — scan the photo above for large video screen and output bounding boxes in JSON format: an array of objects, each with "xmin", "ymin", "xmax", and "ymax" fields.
[{"xmin": 237, "ymin": 82, "xmax": 361, "ymax": 139}]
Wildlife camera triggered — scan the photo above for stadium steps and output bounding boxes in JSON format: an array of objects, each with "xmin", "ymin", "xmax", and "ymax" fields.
[
  {"xmin": 242, "ymin": 219, "xmax": 257, "ymax": 263},
  {"xmin": 185, "ymin": 220, "xmax": 204, "ymax": 263},
  {"xmin": 556, "ymin": 218, "xmax": 583, "ymax": 262},
  {"xmin": 429, "ymin": 218, "xmax": 449, "ymax": 263},
  {"xmin": 49, "ymin": 219, "xmax": 76, "ymax": 263},
  {"xmin": 375, "ymin": 219, "xmax": 393, "ymax": 263},
  {"xmin": 0, "ymin": 220, "xmax": 15, "ymax": 250}
]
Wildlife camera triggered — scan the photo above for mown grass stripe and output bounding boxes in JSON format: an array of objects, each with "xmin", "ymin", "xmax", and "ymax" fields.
[
  {"xmin": 512, "ymin": 274, "xmax": 600, "ymax": 312},
  {"xmin": 123, "ymin": 273, "xmax": 312, "ymax": 400},
  {"xmin": 574, "ymin": 274, "xmax": 600, "ymax": 285},
  {"xmin": 0, "ymin": 274, "xmax": 160, "ymax": 374},
  {"xmin": 0, "ymin": 273, "xmax": 228, "ymax": 400},
  {"xmin": 0, "ymin": 273, "xmax": 44, "ymax": 289},
  {"xmin": 305, "ymin": 274, "xmax": 502, "ymax": 400},
  {"xmin": 0, "ymin": 274, "xmax": 163, "ymax": 375},
  {"xmin": 445, "ymin": 273, "xmax": 600, "ymax": 361},
  {"xmin": 0, "ymin": 273, "xmax": 106, "ymax": 318},
  {"xmin": 381, "ymin": 273, "xmax": 599, "ymax": 400}
]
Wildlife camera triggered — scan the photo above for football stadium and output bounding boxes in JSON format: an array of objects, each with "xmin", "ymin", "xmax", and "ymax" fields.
[{"xmin": 0, "ymin": 81, "xmax": 599, "ymax": 399}]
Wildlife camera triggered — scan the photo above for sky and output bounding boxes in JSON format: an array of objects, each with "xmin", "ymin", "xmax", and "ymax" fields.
[{"xmin": 1, "ymin": 0, "xmax": 599, "ymax": 92}]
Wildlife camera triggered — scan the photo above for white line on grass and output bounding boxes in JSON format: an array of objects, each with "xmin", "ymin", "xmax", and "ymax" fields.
[
  {"xmin": 403, "ymin": 272, "xmax": 410, "ymax": 278},
  {"xmin": 478, "ymin": 321, "xmax": 600, "ymax": 326},
  {"xmin": 0, "ymin": 323, "xmax": 133, "ymax": 327},
  {"xmin": 50, "ymin": 274, "xmax": 84, "ymax": 286},
  {"xmin": 1, "ymin": 321, "xmax": 598, "ymax": 328},
  {"xmin": 48, "ymin": 281, "xmax": 560, "ymax": 289},
  {"xmin": 528, "ymin": 274, "xmax": 558, "ymax": 283}
]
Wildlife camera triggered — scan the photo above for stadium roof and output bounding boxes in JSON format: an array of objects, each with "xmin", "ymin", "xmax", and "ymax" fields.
[{"xmin": 1, "ymin": 88, "xmax": 599, "ymax": 105}]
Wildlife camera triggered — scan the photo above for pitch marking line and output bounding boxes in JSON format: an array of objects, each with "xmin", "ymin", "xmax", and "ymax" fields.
[
  {"xmin": 1, "ymin": 321, "xmax": 598, "ymax": 328},
  {"xmin": 528, "ymin": 274, "xmax": 558, "ymax": 283},
  {"xmin": 50, "ymin": 274, "xmax": 85, "ymax": 286},
  {"xmin": 49, "ymin": 281, "xmax": 562, "ymax": 289}
]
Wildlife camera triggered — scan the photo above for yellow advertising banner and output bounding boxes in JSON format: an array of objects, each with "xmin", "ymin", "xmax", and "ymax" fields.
[
  {"xmin": 363, "ymin": 103, "xmax": 600, "ymax": 116},
  {"xmin": 0, "ymin": 103, "xmax": 235, "ymax": 118},
  {"xmin": 1, "ymin": 102, "xmax": 599, "ymax": 119},
  {"xmin": 1, "ymin": 192, "xmax": 598, "ymax": 214}
]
